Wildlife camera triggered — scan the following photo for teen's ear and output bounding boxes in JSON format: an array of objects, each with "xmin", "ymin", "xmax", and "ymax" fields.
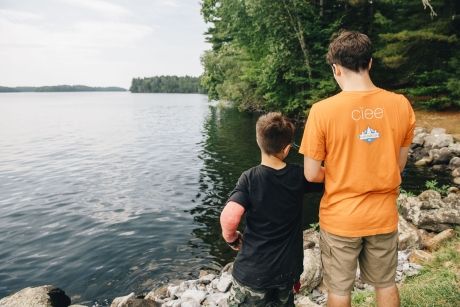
[
  {"xmin": 368, "ymin": 58, "xmax": 373, "ymax": 71},
  {"xmin": 333, "ymin": 64, "xmax": 342, "ymax": 76}
]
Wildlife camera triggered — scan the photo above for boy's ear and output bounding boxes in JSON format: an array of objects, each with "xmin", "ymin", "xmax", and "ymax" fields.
[
  {"xmin": 283, "ymin": 144, "xmax": 291, "ymax": 156},
  {"xmin": 368, "ymin": 58, "xmax": 373, "ymax": 71}
]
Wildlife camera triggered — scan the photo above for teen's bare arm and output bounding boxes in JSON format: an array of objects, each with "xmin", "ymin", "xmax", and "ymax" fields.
[
  {"xmin": 304, "ymin": 156, "xmax": 325, "ymax": 183},
  {"xmin": 220, "ymin": 201, "xmax": 245, "ymax": 250},
  {"xmin": 399, "ymin": 147, "xmax": 410, "ymax": 172}
]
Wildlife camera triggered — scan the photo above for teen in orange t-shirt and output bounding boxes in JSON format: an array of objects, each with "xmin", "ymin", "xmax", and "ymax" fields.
[{"xmin": 300, "ymin": 31, "xmax": 415, "ymax": 307}]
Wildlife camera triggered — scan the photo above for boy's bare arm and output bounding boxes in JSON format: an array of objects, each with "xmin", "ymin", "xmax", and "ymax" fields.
[
  {"xmin": 304, "ymin": 156, "xmax": 325, "ymax": 183},
  {"xmin": 220, "ymin": 201, "xmax": 245, "ymax": 249}
]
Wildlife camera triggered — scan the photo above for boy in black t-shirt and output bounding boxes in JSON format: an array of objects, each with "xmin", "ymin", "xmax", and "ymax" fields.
[{"xmin": 220, "ymin": 112, "xmax": 323, "ymax": 306}]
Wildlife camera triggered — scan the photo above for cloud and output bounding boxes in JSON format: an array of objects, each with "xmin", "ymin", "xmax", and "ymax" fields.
[
  {"xmin": 0, "ymin": 9, "xmax": 43, "ymax": 22},
  {"xmin": 159, "ymin": 0, "xmax": 179, "ymax": 7},
  {"xmin": 62, "ymin": 0, "xmax": 131, "ymax": 17}
]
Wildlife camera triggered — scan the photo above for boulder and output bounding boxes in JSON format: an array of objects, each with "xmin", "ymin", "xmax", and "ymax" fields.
[
  {"xmin": 399, "ymin": 191, "xmax": 460, "ymax": 232},
  {"xmin": 431, "ymin": 147, "xmax": 453, "ymax": 164},
  {"xmin": 412, "ymin": 131, "xmax": 428, "ymax": 147},
  {"xmin": 0, "ymin": 285, "xmax": 71, "ymax": 307},
  {"xmin": 303, "ymin": 228, "xmax": 319, "ymax": 249},
  {"xmin": 398, "ymin": 216, "xmax": 422, "ymax": 250},
  {"xmin": 294, "ymin": 295, "xmax": 321, "ymax": 307},
  {"xmin": 300, "ymin": 249, "xmax": 322, "ymax": 293},
  {"xmin": 203, "ymin": 292, "xmax": 229, "ymax": 307},
  {"xmin": 216, "ymin": 273, "xmax": 232, "ymax": 293},
  {"xmin": 424, "ymin": 133, "xmax": 454, "ymax": 149},
  {"xmin": 449, "ymin": 157, "xmax": 460, "ymax": 169},
  {"xmin": 430, "ymin": 127, "xmax": 447, "ymax": 135},
  {"xmin": 452, "ymin": 168, "xmax": 460, "ymax": 178},
  {"xmin": 180, "ymin": 290, "xmax": 207, "ymax": 305},
  {"xmin": 110, "ymin": 293, "xmax": 158, "ymax": 307},
  {"xmin": 448, "ymin": 142, "xmax": 460, "ymax": 155},
  {"xmin": 410, "ymin": 146, "xmax": 430, "ymax": 161},
  {"xmin": 455, "ymin": 177, "xmax": 460, "ymax": 185}
]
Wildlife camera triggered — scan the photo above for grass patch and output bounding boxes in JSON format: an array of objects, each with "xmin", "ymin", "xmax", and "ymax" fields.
[{"xmin": 352, "ymin": 233, "xmax": 460, "ymax": 307}]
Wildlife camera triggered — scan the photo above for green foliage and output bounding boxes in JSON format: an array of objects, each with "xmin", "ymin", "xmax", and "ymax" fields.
[
  {"xmin": 130, "ymin": 76, "xmax": 205, "ymax": 93},
  {"xmin": 425, "ymin": 179, "xmax": 450, "ymax": 195},
  {"xmin": 201, "ymin": 0, "xmax": 460, "ymax": 113}
]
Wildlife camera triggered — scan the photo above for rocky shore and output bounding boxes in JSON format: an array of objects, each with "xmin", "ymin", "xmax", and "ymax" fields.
[
  {"xmin": 410, "ymin": 127, "xmax": 460, "ymax": 185},
  {"xmin": 1, "ymin": 127, "xmax": 459, "ymax": 307}
]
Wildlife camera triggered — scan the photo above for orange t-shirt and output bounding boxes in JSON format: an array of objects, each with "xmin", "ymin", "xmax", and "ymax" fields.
[{"xmin": 299, "ymin": 88, "xmax": 415, "ymax": 237}]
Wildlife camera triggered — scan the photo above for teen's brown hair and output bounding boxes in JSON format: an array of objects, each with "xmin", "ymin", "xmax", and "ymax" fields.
[{"xmin": 326, "ymin": 30, "xmax": 372, "ymax": 72}]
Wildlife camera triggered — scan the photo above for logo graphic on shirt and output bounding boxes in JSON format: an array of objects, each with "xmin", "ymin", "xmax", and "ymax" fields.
[{"xmin": 359, "ymin": 127, "xmax": 380, "ymax": 143}]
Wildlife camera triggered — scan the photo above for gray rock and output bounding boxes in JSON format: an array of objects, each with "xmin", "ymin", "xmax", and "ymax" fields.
[
  {"xmin": 216, "ymin": 273, "xmax": 233, "ymax": 292},
  {"xmin": 418, "ymin": 190, "xmax": 441, "ymax": 201},
  {"xmin": 452, "ymin": 167, "xmax": 460, "ymax": 178},
  {"xmin": 411, "ymin": 147, "xmax": 430, "ymax": 161},
  {"xmin": 198, "ymin": 274, "xmax": 216, "ymax": 285},
  {"xmin": 204, "ymin": 292, "xmax": 229, "ymax": 307},
  {"xmin": 0, "ymin": 285, "xmax": 71, "ymax": 307},
  {"xmin": 412, "ymin": 131, "xmax": 428, "ymax": 146},
  {"xmin": 294, "ymin": 295, "xmax": 321, "ymax": 307},
  {"xmin": 110, "ymin": 293, "xmax": 158, "ymax": 307},
  {"xmin": 414, "ymin": 157, "xmax": 432, "ymax": 166},
  {"xmin": 431, "ymin": 147, "xmax": 453, "ymax": 164},
  {"xmin": 399, "ymin": 191, "xmax": 460, "ymax": 232},
  {"xmin": 180, "ymin": 290, "xmax": 206, "ymax": 304},
  {"xmin": 454, "ymin": 177, "xmax": 460, "ymax": 185},
  {"xmin": 449, "ymin": 157, "xmax": 460, "ymax": 169},
  {"xmin": 424, "ymin": 133, "xmax": 454, "ymax": 149},
  {"xmin": 180, "ymin": 299, "xmax": 200, "ymax": 307},
  {"xmin": 303, "ymin": 228, "xmax": 319, "ymax": 249},
  {"xmin": 145, "ymin": 286, "xmax": 168, "ymax": 302},
  {"xmin": 398, "ymin": 216, "xmax": 421, "ymax": 250},
  {"xmin": 300, "ymin": 249, "xmax": 322, "ymax": 293},
  {"xmin": 414, "ymin": 127, "xmax": 427, "ymax": 135},
  {"xmin": 448, "ymin": 142, "xmax": 460, "ymax": 155},
  {"xmin": 430, "ymin": 128, "xmax": 447, "ymax": 135}
]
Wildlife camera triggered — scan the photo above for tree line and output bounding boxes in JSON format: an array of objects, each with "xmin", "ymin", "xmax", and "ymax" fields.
[
  {"xmin": 130, "ymin": 76, "xmax": 205, "ymax": 93},
  {"xmin": 200, "ymin": 0, "xmax": 460, "ymax": 116}
]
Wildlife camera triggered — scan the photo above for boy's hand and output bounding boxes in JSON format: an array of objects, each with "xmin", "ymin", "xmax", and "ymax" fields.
[{"xmin": 226, "ymin": 231, "xmax": 243, "ymax": 251}]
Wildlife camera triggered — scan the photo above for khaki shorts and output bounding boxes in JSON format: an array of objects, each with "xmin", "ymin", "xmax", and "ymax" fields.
[{"xmin": 319, "ymin": 229, "xmax": 398, "ymax": 295}]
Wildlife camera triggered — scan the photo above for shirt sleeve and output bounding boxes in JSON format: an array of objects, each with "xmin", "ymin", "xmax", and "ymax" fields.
[
  {"xmin": 401, "ymin": 97, "xmax": 416, "ymax": 147},
  {"xmin": 299, "ymin": 104, "xmax": 326, "ymax": 161},
  {"xmin": 227, "ymin": 173, "xmax": 251, "ymax": 209}
]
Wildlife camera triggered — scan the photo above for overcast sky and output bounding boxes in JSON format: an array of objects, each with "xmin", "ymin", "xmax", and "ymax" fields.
[{"xmin": 0, "ymin": 0, "xmax": 210, "ymax": 87}]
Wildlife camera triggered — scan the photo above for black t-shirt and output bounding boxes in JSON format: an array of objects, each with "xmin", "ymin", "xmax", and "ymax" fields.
[{"xmin": 227, "ymin": 163, "xmax": 323, "ymax": 289}]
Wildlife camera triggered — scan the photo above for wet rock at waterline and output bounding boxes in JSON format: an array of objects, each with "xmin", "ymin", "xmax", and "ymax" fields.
[{"xmin": 0, "ymin": 285, "xmax": 71, "ymax": 307}]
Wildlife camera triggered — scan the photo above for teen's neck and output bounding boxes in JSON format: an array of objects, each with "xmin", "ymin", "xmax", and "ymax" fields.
[
  {"xmin": 260, "ymin": 153, "xmax": 286, "ymax": 170},
  {"xmin": 339, "ymin": 71, "xmax": 378, "ymax": 92}
]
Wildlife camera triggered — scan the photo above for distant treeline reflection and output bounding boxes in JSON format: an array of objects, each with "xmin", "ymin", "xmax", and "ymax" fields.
[{"xmin": 130, "ymin": 76, "xmax": 206, "ymax": 94}]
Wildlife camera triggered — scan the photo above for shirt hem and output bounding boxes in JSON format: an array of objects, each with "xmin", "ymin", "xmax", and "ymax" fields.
[{"xmin": 320, "ymin": 224, "xmax": 398, "ymax": 237}]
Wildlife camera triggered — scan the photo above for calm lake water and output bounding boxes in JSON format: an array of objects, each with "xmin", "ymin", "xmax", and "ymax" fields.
[{"xmin": 0, "ymin": 92, "xmax": 452, "ymax": 305}]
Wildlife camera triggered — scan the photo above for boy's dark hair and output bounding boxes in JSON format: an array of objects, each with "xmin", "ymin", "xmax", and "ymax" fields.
[
  {"xmin": 326, "ymin": 30, "xmax": 372, "ymax": 72},
  {"xmin": 256, "ymin": 112, "xmax": 295, "ymax": 155}
]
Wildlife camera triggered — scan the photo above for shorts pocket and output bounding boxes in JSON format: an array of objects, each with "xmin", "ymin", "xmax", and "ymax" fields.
[{"xmin": 319, "ymin": 233, "xmax": 332, "ymax": 257}]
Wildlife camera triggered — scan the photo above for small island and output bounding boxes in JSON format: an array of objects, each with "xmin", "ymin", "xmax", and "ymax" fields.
[
  {"xmin": 0, "ymin": 85, "xmax": 127, "ymax": 92},
  {"xmin": 130, "ymin": 76, "xmax": 205, "ymax": 93}
]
